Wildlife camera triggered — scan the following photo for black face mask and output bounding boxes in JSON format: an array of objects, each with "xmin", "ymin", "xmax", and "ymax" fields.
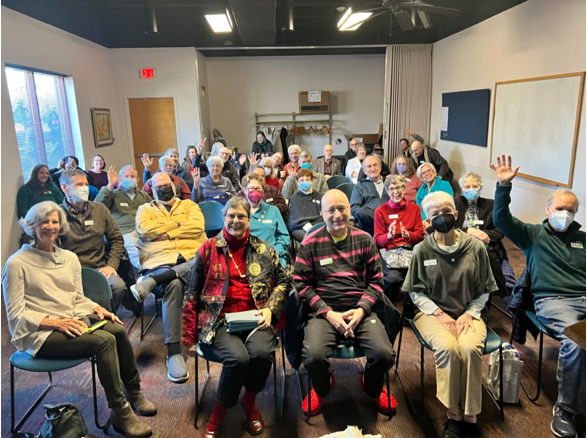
[
  {"xmin": 156, "ymin": 185, "xmax": 175, "ymax": 202},
  {"xmin": 431, "ymin": 213, "xmax": 456, "ymax": 233}
]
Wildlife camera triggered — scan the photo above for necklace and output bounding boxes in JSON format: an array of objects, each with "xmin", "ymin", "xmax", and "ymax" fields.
[{"xmin": 227, "ymin": 249, "xmax": 247, "ymax": 278}]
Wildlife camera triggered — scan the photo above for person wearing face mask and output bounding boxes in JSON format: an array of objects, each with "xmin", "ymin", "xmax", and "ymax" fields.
[
  {"xmin": 403, "ymin": 191, "xmax": 498, "ymax": 438},
  {"xmin": 243, "ymin": 174, "xmax": 290, "ymax": 268},
  {"xmin": 58, "ymin": 169, "xmax": 128, "ymax": 312},
  {"xmin": 287, "ymin": 169, "xmax": 324, "ymax": 241},
  {"xmin": 237, "ymin": 167, "xmax": 288, "ymax": 219},
  {"xmin": 491, "ymin": 154, "xmax": 586, "ymax": 438},
  {"xmin": 142, "ymin": 156, "xmax": 192, "ymax": 201},
  {"xmin": 314, "ymin": 144, "xmax": 342, "ymax": 179},
  {"xmin": 282, "ymin": 151, "xmax": 328, "ymax": 199},
  {"xmin": 191, "ymin": 156, "xmax": 236, "ymax": 205},
  {"xmin": 374, "ymin": 176, "xmax": 424, "ymax": 302},
  {"xmin": 345, "ymin": 144, "xmax": 367, "ymax": 184},
  {"xmin": 390, "ymin": 155, "xmax": 422, "ymax": 202},
  {"xmin": 451, "ymin": 172, "xmax": 516, "ymax": 298},
  {"xmin": 247, "ymin": 156, "xmax": 280, "ymax": 190},
  {"xmin": 252, "ymin": 131, "xmax": 274, "ymax": 155},
  {"xmin": 95, "ymin": 165, "xmax": 152, "ymax": 270},
  {"xmin": 133, "ymin": 171, "xmax": 207, "ymax": 384}
]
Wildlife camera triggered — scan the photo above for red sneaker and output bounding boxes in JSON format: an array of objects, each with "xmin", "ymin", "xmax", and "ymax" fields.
[
  {"xmin": 358, "ymin": 371, "xmax": 397, "ymax": 415},
  {"xmin": 301, "ymin": 371, "xmax": 336, "ymax": 416}
]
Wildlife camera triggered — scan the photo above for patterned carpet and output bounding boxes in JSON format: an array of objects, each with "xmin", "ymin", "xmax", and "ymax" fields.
[{"xmin": 1, "ymin": 239, "xmax": 585, "ymax": 438}]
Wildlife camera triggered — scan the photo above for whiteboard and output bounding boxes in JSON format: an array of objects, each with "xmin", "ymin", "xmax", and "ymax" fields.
[{"xmin": 491, "ymin": 73, "xmax": 584, "ymax": 187}]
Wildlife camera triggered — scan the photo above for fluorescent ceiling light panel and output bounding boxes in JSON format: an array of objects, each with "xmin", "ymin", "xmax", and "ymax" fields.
[
  {"xmin": 337, "ymin": 7, "xmax": 352, "ymax": 29},
  {"xmin": 339, "ymin": 11, "xmax": 373, "ymax": 31},
  {"xmin": 205, "ymin": 14, "xmax": 232, "ymax": 33}
]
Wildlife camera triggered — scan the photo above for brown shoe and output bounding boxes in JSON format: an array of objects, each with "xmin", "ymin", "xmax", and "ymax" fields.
[
  {"xmin": 244, "ymin": 414, "xmax": 264, "ymax": 436},
  {"xmin": 109, "ymin": 402, "xmax": 153, "ymax": 438},
  {"xmin": 126, "ymin": 390, "xmax": 157, "ymax": 416}
]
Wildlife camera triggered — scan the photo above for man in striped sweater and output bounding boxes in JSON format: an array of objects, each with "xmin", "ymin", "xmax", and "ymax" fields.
[{"xmin": 293, "ymin": 189, "xmax": 397, "ymax": 416}]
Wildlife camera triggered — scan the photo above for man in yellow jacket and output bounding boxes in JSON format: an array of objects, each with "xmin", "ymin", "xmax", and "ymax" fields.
[{"xmin": 133, "ymin": 172, "xmax": 207, "ymax": 383}]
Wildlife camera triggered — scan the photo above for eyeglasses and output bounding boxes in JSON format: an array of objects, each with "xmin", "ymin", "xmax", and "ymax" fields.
[
  {"xmin": 154, "ymin": 183, "xmax": 172, "ymax": 190},
  {"xmin": 323, "ymin": 206, "xmax": 349, "ymax": 215},
  {"xmin": 421, "ymin": 170, "xmax": 434, "ymax": 176},
  {"xmin": 247, "ymin": 187, "xmax": 263, "ymax": 192},
  {"xmin": 388, "ymin": 186, "xmax": 405, "ymax": 193}
]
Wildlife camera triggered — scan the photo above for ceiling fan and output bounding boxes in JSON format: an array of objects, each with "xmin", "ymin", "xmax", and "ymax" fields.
[{"xmin": 338, "ymin": 0, "xmax": 462, "ymax": 32}]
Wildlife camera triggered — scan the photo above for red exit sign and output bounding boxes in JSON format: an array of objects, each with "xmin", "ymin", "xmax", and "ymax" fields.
[{"xmin": 140, "ymin": 68, "xmax": 156, "ymax": 79}]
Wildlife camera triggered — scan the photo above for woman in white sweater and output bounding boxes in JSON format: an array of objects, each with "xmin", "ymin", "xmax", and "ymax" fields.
[{"xmin": 1, "ymin": 201, "xmax": 155, "ymax": 438}]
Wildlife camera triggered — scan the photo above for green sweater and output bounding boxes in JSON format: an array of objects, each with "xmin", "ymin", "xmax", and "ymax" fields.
[
  {"xmin": 16, "ymin": 183, "xmax": 64, "ymax": 218},
  {"xmin": 493, "ymin": 184, "xmax": 586, "ymax": 300},
  {"xmin": 94, "ymin": 186, "xmax": 151, "ymax": 235}
]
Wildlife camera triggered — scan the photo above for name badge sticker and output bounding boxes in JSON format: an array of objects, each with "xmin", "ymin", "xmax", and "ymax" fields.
[
  {"xmin": 571, "ymin": 242, "xmax": 584, "ymax": 249},
  {"xmin": 424, "ymin": 259, "xmax": 437, "ymax": 266},
  {"xmin": 262, "ymin": 219, "xmax": 272, "ymax": 224},
  {"xmin": 84, "ymin": 220, "xmax": 94, "ymax": 226},
  {"xmin": 266, "ymin": 198, "xmax": 274, "ymax": 202},
  {"xmin": 320, "ymin": 258, "xmax": 334, "ymax": 266},
  {"xmin": 473, "ymin": 220, "xmax": 484, "ymax": 225},
  {"xmin": 388, "ymin": 214, "xmax": 399, "ymax": 219},
  {"xmin": 120, "ymin": 203, "xmax": 128, "ymax": 207},
  {"xmin": 405, "ymin": 178, "xmax": 411, "ymax": 182}
]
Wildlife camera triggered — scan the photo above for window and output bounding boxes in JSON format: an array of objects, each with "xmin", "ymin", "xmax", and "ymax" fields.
[{"xmin": 5, "ymin": 66, "xmax": 76, "ymax": 179}]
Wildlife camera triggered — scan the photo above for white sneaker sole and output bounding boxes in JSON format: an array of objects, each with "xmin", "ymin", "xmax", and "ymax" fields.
[{"xmin": 167, "ymin": 370, "xmax": 189, "ymax": 384}]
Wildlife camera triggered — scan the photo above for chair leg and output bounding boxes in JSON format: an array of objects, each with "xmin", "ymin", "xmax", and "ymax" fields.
[
  {"xmin": 296, "ymin": 368, "xmax": 312, "ymax": 424},
  {"xmin": 194, "ymin": 357, "xmax": 211, "ymax": 429},
  {"xmin": 11, "ymin": 365, "xmax": 54, "ymax": 436},
  {"xmin": 140, "ymin": 296, "xmax": 160, "ymax": 340},
  {"xmin": 385, "ymin": 370, "xmax": 392, "ymax": 420},
  {"xmin": 521, "ymin": 331, "xmax": 543, "ymax": 403},
  {"xmin": 273, "ymin": 355, "xmax": 278, "ymax": 420},
  {"xmin": 279, "ymin": 335, "xmax": 287, "ymax": 419},
  {"xmin": 91, "ymin": 358, "xmax": 109, "ymax": 430}
]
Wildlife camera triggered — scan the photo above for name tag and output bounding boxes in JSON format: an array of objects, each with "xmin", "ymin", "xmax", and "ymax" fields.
[
  {"xmin": 313, "ymin": 199, "xmax": 321, "ymax": 204},
  {"xmin": 266, "ymin": 198, "xmax": 274, "ymax": 202},
  {"xmin": 388, "ymin": 214, "xmax": 399, "ymax": 219},
  {"xmin": 54, "ymin": 258, "xmax": 65, "ymax": 264},
  {"xmin": 303, "ymin": 222, "xmax": 312, "ymax": 232},
  {"xmin": 571, "ymin": 242, "xmax": 584, "ymax": 249},
  {"xmin": 320, "ymin": 258, "xmax": 333, "ymax": 266},
  {"xmin": 84, "ymin": 220, "xmax": 94, "ymax": 226},
  {"xmin": 424, "ymin": 259, "xmax": 437, "ymax": 266},
  {"xmin": 44, "ymin": 191, "xmax": 53, "ymax": 194},
  {"xmin": 120, "ymin": 202, "xmax": 128, "ymax": 207},
  {"xmin": 405, "ymin": 178, "xmax": 411, "ymax": 182},
  {"xmin": 262, "ymin": 219, "xmax": 272, "ymax": 224},
  {"xmin": 218, "ymin": 185, "xmax": 225, "ymax": 188},
  {"xmin": 473, "ymin": 220, "xmax": 484, "ymax": 225}
]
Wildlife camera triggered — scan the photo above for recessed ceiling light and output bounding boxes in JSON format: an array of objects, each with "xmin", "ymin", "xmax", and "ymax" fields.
[
  {"xmin": 205, "ymin": 13, "xmax": 232, "ymax": 33},
  {"xmin": 337, "ymin": 7, "xmax": 373, "ymax": 31}
]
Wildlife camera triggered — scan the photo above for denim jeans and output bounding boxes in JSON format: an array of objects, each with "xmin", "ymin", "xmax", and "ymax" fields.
[{"xmin": 534, "ymin": 295, "xmax": 586, "ymax": 414}]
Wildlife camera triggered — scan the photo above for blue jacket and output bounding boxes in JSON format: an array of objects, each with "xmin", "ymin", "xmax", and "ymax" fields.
[
  {"xmin": 350, "ymin": 178, "xmax": 390, "ymax": 218},
  {"xmin": 249, "ymin": 202, "xmax": 290, "ymax": 267}
]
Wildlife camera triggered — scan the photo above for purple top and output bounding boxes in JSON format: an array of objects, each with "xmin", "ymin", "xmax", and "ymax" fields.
[{"xmin": 86, "ymin": 170, "xmax": 108, "ymax": 191}]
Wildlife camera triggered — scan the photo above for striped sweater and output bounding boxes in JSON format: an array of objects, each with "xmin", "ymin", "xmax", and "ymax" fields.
[{"xmin": 293, "ymin": 225, "xmax": 384, "ymax": 316}]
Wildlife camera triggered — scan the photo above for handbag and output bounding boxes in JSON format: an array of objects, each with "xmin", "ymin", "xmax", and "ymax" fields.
[
  {"xmin": 487, "ymin": 343, "xmax": 524, "ymax": 404},
  {"xmin": 38, "ymin": 403, "xmax": 89, "ymax": 438},
  {"xmin": 225, "ymin": 309, "xmax": 262, "ymax": 333},
  {"xmin": 379, "ymin": 246, "xmax": 413, "ymax": 269}
]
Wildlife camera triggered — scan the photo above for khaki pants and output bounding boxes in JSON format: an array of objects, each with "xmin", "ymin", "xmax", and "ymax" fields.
[{"xmin": 414, "ymin": 312, "xmax": 486, "ymax": 416}]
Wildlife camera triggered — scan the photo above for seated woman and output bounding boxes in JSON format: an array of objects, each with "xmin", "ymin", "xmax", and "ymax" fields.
[
  {"xmin": 242, "ymin": 174, "xmax": 290, "ymax": 267},
  {"xmin": 237, "ymin": 167, "xmax": 288, "ymax": 219},
  {"xmin": 402, "ymin": 192, "xmax": 497, "ymax": 438},
  {"xmin": 2, "ymin": 201, "xmax": 156, "ymax": 438},
  {"xmin": 192, "ymin": 156, "xmax": 236, "ymax": 205},
  {"xmin": 182, "ymin": 145, "xmax": 197, "ymax": 178},
  {"xmin": 374, "ymin": 175, "xmax": 424, "ymax": 302},
  {"xmin": 184, "ymin": 196, "xmax": 290, "ymax": 438},
  {"xmin": 252, "ymin": 131, "xmax": 274, "ymax": 155},
  {"xmin": 283, "ymin": 145, "xmax": 302, "ymax": 180},
  {"xmin": 345, "ymin": 143, "xmax": 367, "ymax": 184},
  {"xmin": 86, "ymin": 154, "xmax": 108, "ymax": 191},
  {"xmin": 415, "ymin": 162, "xmax": 454, "ymax": 221},
  {"xmin": 17, "ymin": 164, "xmax": 64, "ymax": 219},
  {"xmin": 390, "ymin": 155, "xmax": 422, "ymax": 203},
  {"xmin": 455, "ymin": 172, "xmax": 516, "ymax": 296},
  {"xmin": 287, "ymin": 169, "xmax": 323, "ymax": 241},
  {"xmin": 257, "ymin": 157, "xmax": 281, "ymax": 190}
]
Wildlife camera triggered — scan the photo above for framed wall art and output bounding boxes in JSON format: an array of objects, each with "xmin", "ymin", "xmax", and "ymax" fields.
[{"xmin": 91, "ymin": 108, "xmax": 114, "ymax": 147}]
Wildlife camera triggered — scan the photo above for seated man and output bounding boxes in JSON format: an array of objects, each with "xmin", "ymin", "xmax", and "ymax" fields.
[
  {"xmin": 294, "ymin": 189, "xmax": 396, "ymax": 416},
  {"xmin": 491, "ymin": 155, "xmax": 586, "ymax": 438},
  {"xmin": 350, "ymin": 156, "xmax": 390, "ymax": 236},
  {"xmin": 406, "ymin": 130, "xmax": 454, "ymax": 183},
  {"xmin": 94, "ymin": 165, "xmax": 152, "ymax": 270},
  {"xmin": 358, "ymin": 147, "xmax": 391, "ymax": 181},
  {"xmin": 345, "ymin": 138, "xmax": 358, "ymax": 163},
  {"xmin": 237, "ymin": 166, "xmax": 288, "ymax": 218},
  {"xmin": 51, "ymin": 155, "xmax": 95, "ymax": 187},
  {"xmin": 282, "ymin": 151, "xmax": 328, "ymax": 198},
  {"xmin": 141, "ymin": 147, "xmax": 195, "ymax": 191},
  {"xmin": 133, "ymin": 172, "xmax": 207, "ymax": 384},
  {"xmin": 314, "ymin": 144, "xmax": 342, "ymax": 179},
  {"xmin": 58, "ymin": 169, "xmax": 127, "ymax": 311},
  {"xmin": 218, "ymin": 147, "xmax": 243, "ymax": 189},
  {"xmin": 142, "ymin": 155, "xmax": 191, "ymax": 200}
]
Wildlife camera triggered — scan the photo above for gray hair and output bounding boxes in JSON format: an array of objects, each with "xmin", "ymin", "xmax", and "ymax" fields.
[
  {"xmin": 361, "ymin": 155, "xmax": 381, "ymax": 169},
  {"xmin": 416, "ymin": 162, "xmax": 436, "ymax": 179},
  {"xmin": 288, "ymin": 144, "xmax": 302, "ymax": 155},
  {"xmin": 164, "ymin": 148, "xmax": 179, "ymax": 157},
  {"xmin": 19, "ymin": 201, "xmax": 70, "ymax": 238},
  {"xmin": 300, "ymin": 151, "xmax": 313, "ymax": 160},
  {"xmin": 159, "ymin": 155, "xmax": 174, "ymax": 166},
  {"xmin": 459, "ymin": 171, "xmax": 484, "ymax": 188},
  {"xmin": 547, "ymin": 190, "xmax": 579, "ymax": 210},
  {"xmin": 259, "ymin": 157, "xmax": 274, "ymax": 171},
  {"xmin": 206, "ymin": 156, "xmax": 224, "ymax": 168},
  {"xmin": 118, "ymin": 165, "xmax": 137, "ymax": 177},
  {"xmin": 421, "ymin": 191, "xmax": 455, "ymax": 218},
  {"xmin": 59, "ymin": 169, "xmax": 87, "ymax": 186},
  {"xmin": 385, "ymin": 175, "xmax": 406, "ymax": 191},
  {"xmin": 222, "ymin": 196, "xmax": 251, "ymax": 217}
]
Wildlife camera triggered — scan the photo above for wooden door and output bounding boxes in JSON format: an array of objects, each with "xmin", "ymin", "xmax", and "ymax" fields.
[{"xmin": 128, "ymin": 97, "xmax": 177, "ymax": 187}]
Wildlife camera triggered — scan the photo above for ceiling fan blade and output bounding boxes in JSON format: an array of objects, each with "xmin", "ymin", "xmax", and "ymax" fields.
[{"xmin": 417, "ymin": 10, "xmax": 432, "ymax": 29}]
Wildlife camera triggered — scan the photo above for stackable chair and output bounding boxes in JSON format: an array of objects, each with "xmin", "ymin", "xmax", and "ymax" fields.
[
  {"xmin": 326, "ymin": 175, "xmax": 351, "ymax": 190},
  {"xmin": 199, "ymin": 200, "xmax": 225, "ymax": 238},
  {"xmin": 10, "ymin": 267, "xmax": 112, "ymax": 436},
  {"xmin": 335, "ymin": 182, "xmax": 355, "ymax": 202}
]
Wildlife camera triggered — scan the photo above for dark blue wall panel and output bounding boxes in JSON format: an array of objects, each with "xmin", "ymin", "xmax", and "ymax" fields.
[{"xmin": 441, "ymin": 89, "xmax": 491, "ymax": 147}]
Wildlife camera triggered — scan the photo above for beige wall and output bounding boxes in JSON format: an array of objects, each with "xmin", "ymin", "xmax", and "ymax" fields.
[
  {"xmin": 431, "ymin": 0, "xmax": 586, "ymax": 225},
  {"xmin": 206, "ymin": 55, "xmax": 385, "ymax": 159}
]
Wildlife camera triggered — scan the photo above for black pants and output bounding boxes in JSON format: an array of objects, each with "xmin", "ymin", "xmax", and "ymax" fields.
[
  {"xmin": 36, "ymin": 319, "xmax": 140, "ymax": 409},
  {"xmin": 199, "ymin": 324, "xmax": 276, "ymax": 408},
  {"xmin": 355, "ymin": 208, "xmax": 376, "ymax": 236},
  {"xmin": 382, "ymin": 264, "xmax": 408, "ymax": 303},
  {"xmin": 302, "ymin": 313, "xmax": 395, "ymax": 398}
]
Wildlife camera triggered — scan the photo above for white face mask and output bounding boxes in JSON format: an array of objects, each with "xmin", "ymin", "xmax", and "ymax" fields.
[
  {"xmin": 264, "ymin": 167, "xmax": 272, "ymax": 177},
  {"xmin": 67, "ymin": 185, "xmax": 89, "ymax": 202},
  {"xmin": 549, "ymin": 209, "xmax": 575, "ymax": 231}
]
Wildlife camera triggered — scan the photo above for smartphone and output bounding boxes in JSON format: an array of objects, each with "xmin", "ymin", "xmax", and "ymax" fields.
[{"xmin": 81, "ymin": 317, "xmax": 107, "ymax": 333}]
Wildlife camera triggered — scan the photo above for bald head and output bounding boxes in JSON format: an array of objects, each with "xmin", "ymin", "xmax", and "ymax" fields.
[
  {"xmin": 152, "ymin": 171, "xmax": 172, "ymax": 187},
  {"xmin": 321, "ymin": 189, "xmax": 350, "ymax": 238},
  {"xmin": 411, "ymin": 141, "xmax": 424, "ymax": 157},
  {"xmin": 324, "ymin": 144, "xmax": 334, "ymax": 160},
  {"xmin": 218, "ymin": 147, "xmax": 231, "ymax": 163}
]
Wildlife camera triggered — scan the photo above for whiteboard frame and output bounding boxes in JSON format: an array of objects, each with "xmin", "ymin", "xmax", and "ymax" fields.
[{"xmin": 490, "ymin": 72, "xmax": 585, "ymax": 188}]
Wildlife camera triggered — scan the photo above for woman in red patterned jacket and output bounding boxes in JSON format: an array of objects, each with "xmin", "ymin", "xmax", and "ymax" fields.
[{"xmin": 184, "ymin": 196, "xmax": 290, "ymax": 438}]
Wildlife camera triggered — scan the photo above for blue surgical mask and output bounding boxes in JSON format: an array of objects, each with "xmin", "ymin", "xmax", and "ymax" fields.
[
  {"xmin": 301, "ymin": 163, "xmax": 312, "ymax": 170},
  {"xmin": 298, "ymin": 181, "xmax": 312, "ymax": 192},
  {"xmin": 396, "ymin": 164, "xmax": 407, "ymax": 174},
  {"xmin": 463, "ymin": 189, "xmax": 482, "ymax": 202},
  {"xmin": 121, "ymin": 178, "xmax": 138, "ymax": 191}
]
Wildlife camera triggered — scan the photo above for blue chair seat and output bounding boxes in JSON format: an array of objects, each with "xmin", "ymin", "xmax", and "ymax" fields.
[
  {"xmin": 524, "ymin": 310, "xmax": 555, "ymax": 337},
  {"xmin": 194, "ymin": 343, "xmax": 222, "ymax": 363},
  {"xmin": 11, "ymin": 352, "xmax": 87, "ymax": 372},
  {"xmin": 484, "ymin": 327, "xmax": 503, "ymax": 354}
]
